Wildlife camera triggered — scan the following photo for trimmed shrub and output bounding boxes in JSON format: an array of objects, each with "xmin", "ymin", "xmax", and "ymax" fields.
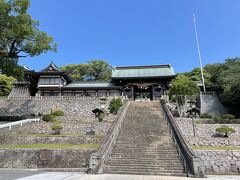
[
  {"xmin": 214, "ymin": 114, "xmax": 236, "ymax": 124},
  {"xmin": 213, "ymin": 116, "xmax": 223, "ymax": 124},
  {"xmin": 51, "ymin": 123, "xmax": 63, "ymax": 135},
  {"xmin": 108, "ymin": 98, "xmax": 122, "ymax": 114},
  {"xmin": 51, "ymin": 110, "xmax": 64, "ymax": 116},
  {"xmin": 200, "ymin": 113, "xmax": 212, "ymax": 119},
  {"xmin": 221, "ymin": 114, "xmax": 235, "ymax": 120},
  {"xmin": 42, "ymin": 114, "xmax": 54, "ymax": 122},
  {"xmin": 215, "ymin": 125, "xmax": 235, "ymax": 137},
  {"xmin": 99, "ymin": 113, "xmax": 105, "ymax": 122},
  {"xmin": 230, "ymin": 119, "xmax": 240, "ymax": 124}
]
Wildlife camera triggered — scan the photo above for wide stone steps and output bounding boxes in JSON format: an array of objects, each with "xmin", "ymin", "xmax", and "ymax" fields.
[
  {"xmin": 108, "ymin": 157, "xmax": 181, "ymax": 161},
  {"xmin": 111, "ymin": 151, "xmax": 178, "ymax": 154},
  {"xmin": 109, "ymin": 155, "xmax": 180, "ymax": 159},
  {"xmin": 103, "ymin": 101, "xmax": 185, "ymax": 176},
  {"xmin": 109, "ymin": 158, "xmax": 181, "ymax": 162},
  {"xmin": 110, "ymin": 152, "xmax": 179, "ymax": 156},
  {"xmin": 113, "ymin": 145, "xmax": 176, "ymax": 149},
  {"xmin": 105, "ymin": 166, "xmax": 184, "ymax": 171},
  {"xmin": 106, "ymin": 160, "xmax": 183, "ymax": 165},
  {"xmin": 104, "ymin": 170, "xmax": 186, "ymax": 176},
  {"xmin": 105, "ymin": 162, "xmax": 183, "ymax": 167},
  {"xmin": 106, "ymin": 163, "xmax": 183, "ymax": 171}
]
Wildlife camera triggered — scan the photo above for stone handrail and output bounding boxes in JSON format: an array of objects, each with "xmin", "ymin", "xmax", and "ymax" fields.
[
  {"xmin": 0, "ymin": 118, "xmax": 40, "ymax": 130},
  {"xmin": 160, "ymin": 99, "xmax": 205, "ymax": 178},
  {"xmin": 89, "ymin": 101, "xmax": 130, "ymax": 174}
]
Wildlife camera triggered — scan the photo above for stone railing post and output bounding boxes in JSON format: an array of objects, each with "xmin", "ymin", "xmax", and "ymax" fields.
[
  {"xmin": 192, "ymin": 157, "xmax": 205, "ymax": 178},
  {"xmin": 89, "ymin": 155, "xmax": 98, "ymax": 174}
]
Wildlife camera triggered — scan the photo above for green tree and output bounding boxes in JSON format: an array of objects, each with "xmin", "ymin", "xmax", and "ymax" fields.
[
  {"xmin": 60, "ymin": 60, "xmax": 112, "ymax": 81},
  {"xmin": 60, "ymin": 64, "xmax": 89, "ymax": 81},
  {"xmin": 184, "ymin": 58, "xmax": 240, "ymax": 117},
  {"xmin": 204, "ymin": 63, "xmax": 222, "ymax": 90},
  {"xmin": 0, "ymin": 58, "xmax": 23, "ymax": 80},
  {"xmin": 169, "ymin": 75, "xmax": 200, "ymax": 116},
  {"xmin": 0, "ymin": 0, "xmax": 56, "ymax": 79},
  {"xmin": 182, "ymin": 68, "xmax": 211, "ymax": 87},
  {"xmin": 0, "ymin": 74, "xmax": 16, "ymax": 96},
  {"xmin": 169, "ymin": 75, "xmax": 200, "ymax": 98},
  {"xmin": 87, "ymin": 60, "xmax": 112, "ymax": 81},
  {"xmin": 218, "ymin": 58, "xmax": 240, "ymax": 116}
]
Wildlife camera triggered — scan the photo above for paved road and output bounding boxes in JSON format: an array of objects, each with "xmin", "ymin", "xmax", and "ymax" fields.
[
  {"xmin": 0, "ymin": 169, "xmax": 239, "ymax": 180},
  {"xmin": 0, "ymin": 169, "xmax": 43, "ymax": 180}
]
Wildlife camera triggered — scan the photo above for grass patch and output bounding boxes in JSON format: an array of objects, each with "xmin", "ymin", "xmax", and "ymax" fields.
[
  {"xmin": 192, "ymin": 146, "xmax": 240, "ymax": 151},
  {"xmin": 17, "ymin": 133, "xmax": 105, "ymax": 138},
  {"xmin": 0, "ymin": 143, "xmax": 100, "ymax": 149}
]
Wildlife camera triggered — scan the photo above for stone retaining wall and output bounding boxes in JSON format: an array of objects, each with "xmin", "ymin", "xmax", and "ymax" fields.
[
  {"xmin": 0, "ymin": 148, "xmax": 95, "ymax": 168},
  {"xmin": 0, "ymin": 98, "xmax": 109, "ymax": 117},
  {"xmin": 8, "ymin": 121, "xmax": 113, "ymax": 135},
  {"xmin": 176, "ymin": 118, "xmax": 240, "ymax": 143},
  {"xmin": 195, "ymin": 150, "xmax": 240, "ymax": 174},
  {"xmin": 175, "ymin": 118, "xmax": 240, "ymax": 174},
  {"xmin": 0, "ymin": 135, "xmax": 103, "ymax": 145},
  {"xmin": 189, "ymin": 137, "xmax": 240, "ymax": 147}
]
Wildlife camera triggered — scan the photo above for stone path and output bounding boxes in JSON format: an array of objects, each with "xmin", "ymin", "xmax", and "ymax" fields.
[{"xmin": 0, "ymin": 169, "xmax": 239, "ymax": 180}]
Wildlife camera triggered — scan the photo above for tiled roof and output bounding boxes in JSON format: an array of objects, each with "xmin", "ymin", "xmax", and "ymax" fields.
[
  {"xmin": 63, "ymin": 81, "xmax": 121, "ymax": 89},
  {"xmin": 112, "ymin": 64, "xmax": 175, "ymax": 79}
]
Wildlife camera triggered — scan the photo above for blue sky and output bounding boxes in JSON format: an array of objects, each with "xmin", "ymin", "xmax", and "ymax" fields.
[{"xmin": 19, "ymin": 0, "xmax": 240, "ymax": 72}]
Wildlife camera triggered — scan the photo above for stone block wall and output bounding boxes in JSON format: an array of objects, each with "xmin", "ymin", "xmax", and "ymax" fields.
[
  {"xmin": 195, "ymin": 150, "xmax": 240, "ymax": 174},
  {"xmin": 188, "ymin": 137, "xmax": 240, "ymax": 147},
  {"xmin": 0, "ymin": 135, "xmax": 104, "ymax": 145},
  {"xmin": 0, "ymin": 98, "xmax": 109, "ymax": 117},
  {"xmin": 200, "ymin": 92, "xmax": 228, "ymax": 116},
  {"xmin": 176, "ymin": 118, "xmax": 240, "ymax": 140},
  {"xmin": 175, "ymin": 118, "xmax": 240, "ymax": 174},
  {"xmin": 0, "ymin": 148, "xmax": 95, "ymax": 168}
]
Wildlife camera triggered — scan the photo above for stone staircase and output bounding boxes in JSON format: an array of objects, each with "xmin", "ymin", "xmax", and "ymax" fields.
[{"xmin": 104, "ymin": 101, "xmax": 185, "ymax": 176}]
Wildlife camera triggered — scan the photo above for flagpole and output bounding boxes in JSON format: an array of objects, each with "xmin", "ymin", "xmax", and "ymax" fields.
[{"xmin": 193, "ymin": 14, "xmax": 206, "ymax": 92}]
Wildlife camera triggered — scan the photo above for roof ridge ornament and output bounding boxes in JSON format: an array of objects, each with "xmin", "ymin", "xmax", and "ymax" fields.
[{"xmin": 40, "ymin": 61, "xmax": 59, "ymax": 72}]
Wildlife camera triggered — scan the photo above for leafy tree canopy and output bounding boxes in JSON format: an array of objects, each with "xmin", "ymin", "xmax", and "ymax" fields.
[
  {"xmin": 0, "ymin": 0, "xmax": 57, "ymax": 59},
  {"xmin": 218, "ymin": 58, "xmax": 240, "ymax": 116},
  {"xmin": 60, "ymin": 60, "xmax": 112, "ymax": 81},
  {"xmin": 169, "ymin": 75, "xmax": 200, "ymax": 116},
  {"xmin": 87, "ymin": 60, "xmax": 112, "ymax": 81},
  {"xmin": 169, "ymin": 75, "xmax": 200, "ymax": 97},
  {"xmin": 183, "ymin": 57, "xmax": 240, "ymax": 117},
  {"xmin": 0, "ymin": 74, "xmax": 16, "ymax": 96},
  {"xmin": 0, "ymin": 58, "xmax": 23, "ymax": 80},
  {"xmin": 182, "ymin": 67, "xmax": 211, "ymax": 87},
  {"xmin": 0, "ymin": 0, "xmax": 56, "ymax": 80},
  {"xmin": 60, "ymin": 64, "xmax": 89, "ymax": 81}
]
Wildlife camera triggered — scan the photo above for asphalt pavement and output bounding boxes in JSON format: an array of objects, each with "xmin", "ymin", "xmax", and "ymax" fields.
[{"xmin": 0, "ymin": 169, "xmax": 239, "ymax": 180}]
